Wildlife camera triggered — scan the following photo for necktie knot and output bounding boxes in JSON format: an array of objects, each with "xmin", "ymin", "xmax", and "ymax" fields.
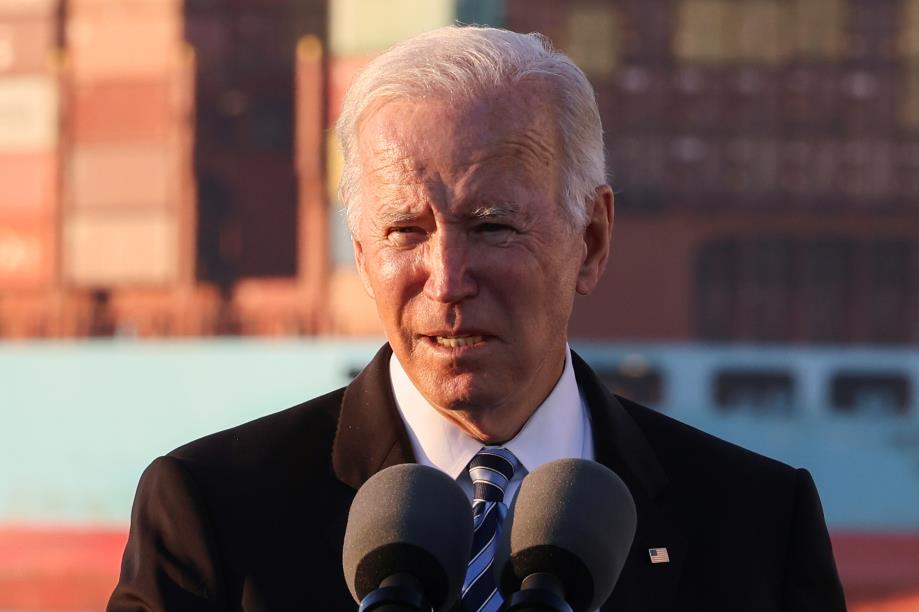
[{"xmin": 468, "ymin": 446, "xmax": 518, "ymax": 504}]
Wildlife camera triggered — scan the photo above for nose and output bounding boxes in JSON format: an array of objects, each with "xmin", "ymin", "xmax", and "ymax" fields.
[{"xmin": 423, "ymin": 229, "xmax": 478, "ymax": 303}]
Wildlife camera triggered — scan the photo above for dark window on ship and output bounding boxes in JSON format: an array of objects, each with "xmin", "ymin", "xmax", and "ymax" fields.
[
  {"xmin": 598, "ymin": 358, "xmax": 664, "ymax": 407},
  {"xmin": 714, "ymin": 370, "xmax": 796, "ymax": 414},
  {"xmin": 830, "ymin": 372, "xmax": 911, "ymax": 415}
]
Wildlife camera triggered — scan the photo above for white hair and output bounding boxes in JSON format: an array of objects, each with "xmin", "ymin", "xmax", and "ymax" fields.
[{"xmin": 335, "ymin": 25, "xmax": 606, "ymax": 233}]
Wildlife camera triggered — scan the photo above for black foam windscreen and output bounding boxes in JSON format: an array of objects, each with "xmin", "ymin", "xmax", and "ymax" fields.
[
  {"xmin": 342, "ymin": 463, "xmax": 473, "ymax": 612},
  {"xmin": 493, "ymin": 459, "xmax": 637, "ymax": 612}
]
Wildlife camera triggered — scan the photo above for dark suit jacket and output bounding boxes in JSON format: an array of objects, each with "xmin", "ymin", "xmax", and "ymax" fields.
[{"xmin": 109, "ymin": 345, "xmax": 846, "ymax": 611}]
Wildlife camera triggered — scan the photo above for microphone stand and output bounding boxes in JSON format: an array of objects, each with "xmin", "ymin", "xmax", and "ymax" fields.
[
  {"xmin": 359, "ymin": 573, "xmax": 432, "ymax": 612},
  {"xmin": 501, "ymin": 573, "xmax": 574, "ymax": 612}
]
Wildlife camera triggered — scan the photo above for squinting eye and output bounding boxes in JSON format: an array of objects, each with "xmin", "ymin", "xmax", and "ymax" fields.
[
  {"xmin": 477, "ymin": 223, "xmax": 513, "ymax": 233},
  {"xmin": 387, "ymin": 226, "xmax": 426, "ymax": 245}
]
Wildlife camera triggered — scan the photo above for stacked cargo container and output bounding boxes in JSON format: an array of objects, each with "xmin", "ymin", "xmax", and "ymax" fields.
[
  {"xmin": 57, "ymin": 0, "xmax": 200, "ymax": 335},
  {"xmin": 62, "ymin": 0, "xmax": 193, "ymax": 289},
  {"xmin": 184, "ymin": 0, "xmax": 326, "ymax": 335},
  {"xmin": 496, "ymin": 0, "xmax": 919, "ymax": 344},
  {"xmin": 0, "ymin": 0, "xmax": 60, "ymax": 336}
]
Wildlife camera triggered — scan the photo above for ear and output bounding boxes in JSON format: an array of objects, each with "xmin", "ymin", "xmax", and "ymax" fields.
[
  {"xmin": 575, "ymin": 185, "xmax": 614, "ymax": 296},
  {"xmin": 352, "ymin": 236, "xmax": 376, "ymax": 299}
]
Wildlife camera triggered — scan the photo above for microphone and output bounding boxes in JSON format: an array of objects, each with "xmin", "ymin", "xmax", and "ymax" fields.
[
  {"xmin": 493, "ymin": 459, "xmax": 637, "ymax": 612},
  {"xmin": 342, "ymin": 464, "xmax": 473, "ymax": 612}
]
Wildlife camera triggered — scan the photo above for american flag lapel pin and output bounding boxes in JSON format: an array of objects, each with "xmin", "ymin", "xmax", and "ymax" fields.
[{"xmin": 649, "ymin": 547, "xmax": 670, "ymax": 564}]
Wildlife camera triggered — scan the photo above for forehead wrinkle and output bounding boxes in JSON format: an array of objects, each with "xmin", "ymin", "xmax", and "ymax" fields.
[
  {"xmin": 456, "ymin": 131, "xmax": 556, "ymax": 181},
  {"xmin": 501, "ymin": 131, "xmax": 556, "ymax": 167}
]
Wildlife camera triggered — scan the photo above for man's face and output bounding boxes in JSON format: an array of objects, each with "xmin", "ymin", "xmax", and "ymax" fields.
[{"xmin": 352, "ymin": 90, "xmax": 611, "ymax": 441}]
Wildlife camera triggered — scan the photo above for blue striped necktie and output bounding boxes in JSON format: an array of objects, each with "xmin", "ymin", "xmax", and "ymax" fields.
[{"xmin": 462, "ymin": 446, "xmax": 518, "ymax": 612}]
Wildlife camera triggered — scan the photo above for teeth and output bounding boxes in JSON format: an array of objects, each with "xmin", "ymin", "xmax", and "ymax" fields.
[{"xmin": 434, "ymin": 335, "xmax": 484, "ymax": 348}]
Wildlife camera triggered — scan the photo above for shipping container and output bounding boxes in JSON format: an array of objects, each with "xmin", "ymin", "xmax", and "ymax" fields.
[
  {"xmin": 674, "ymin": 0, "xmax": 732, "ymax": 64},
  {"xmin": 675, "ymin": 0, "xmax": 791, "ymax": 65},
  {"xmin": 669, "ymin": 65, "xmax": 726, "ymax": 133},
  {"xmin": 329, "ymin": 0, "xmax": 454, "ymax": 56},
  {"xmin": 618, "ymin": 0, "xmax": 674, "ymax": 63},
  {"xmin": 0, "ymin": 0, "xmax": 58, "ymax": 19},
  {"xmin": 0, "ymin": 13, "xmax": 56, "ymax": 74},
  {"xmin": 63, "ymin": 209, "xmax": 180, "ymax": 286},
  {"xmin": 790, "ymin": 0, "xmax": 846, "ymax": 61},
  {"xmin": 730, "ymin": 0, "xmax": 791, "ymax": 65},
  {"xmin": 560, "ymin": 3, "xmax": 622, "ymax": 82},
  {"xmin": 719, "ymin": 138, "xmax": 779, "ymax": 198},
  {"xmin": 503, "ymin": 0, "xmax": 565, "ymax": 48},
  {"xmin": 780, "ymin": 64, "xmax": 839, "ymax": 134},
  {"xmin": 325, "ymin": 133, "xmax": 343, "ymax": 204},
  {"xmin": 837, "ymin": 139, "xmax": 895, "ymax": 199},
  {"xmin": 902, "ymin": 0, "xmax": 919, "ymax": 60},
  {"xmin": 694, "ymin": 238, "xmax": 739, "ymax": 340},
  {"xmin": 665, "ymin": 134, "xmax": 722, "ymax": 201},
  {"xmin": 607, "ymin": 136, "xmax": 668, "ymax": 212},
  {"xmin": 846, "ymin": 0, "xmax": 900, "ymax": 61},
  {"xmin": 0, "ymin": 73, "xmax": 58, "ymax": 151},
  {"xmin": 109, "ymin": 285, "xmax": 221, "ymax": 337},
  {"xmin": 67, "ymin": 0, "xmax": 181, "ymax": 16},
  {"xmin": 864, "ymin": 238, "xmax": 913, "ymax": 342},
  {"xmin": 0, "ymin": 214, "xmax": 54, "ymax": 289},
  {"xmin": 69, "ymin": 78, "xmax": 184, "ymax": 142},
  {"xmin": 736, "ymin": 237, "xmax": 795, "ymax": 341},
  {"xmin": 227, "ymin": 7, "xmax": 316, "ymax": 75},
  {"xmin": 605, "ymin": 65, "xmax": 669, "ymax": 135},
  {"xmin": 800, "ymin": 237, "xmax": 854, "ymax": 342},
  {"xmin": 67, "ymin": 141, "xmax": 180, "ymax": 211},
  {"xmin": 327, "ymin": 54, "xmax": 372, "ymax": 127},
  {"xmin": 721, "ymin": 66, "xmax": 780, "ymax": 135},
  {"xmin": 66, "ymin": 3, "xmax": 183, "ymax": 80},
  {"xmin": 895, "ymin": 141, "xmax": 919, "ymax": 199},
  {"xmin": 183, "ymin": 12, "xmax": 229, "ymax": 77},
  {"xmin": 838, "ymin": 67, "xmax": 899, "ymax": 136},
  {"xmin": 901, "ymin": 63, "xmax": 919, "ymax": 131},
  {"xmin": 771, "ymin": 138, "xmax": 841, "ymax": 200},
  {"xmin": 456, "ymin": 0, "xmax": 504, "ymax": 27},
  {"xmin": 0, "ymin": 150, "xmax": 57, "ymax": 215}
]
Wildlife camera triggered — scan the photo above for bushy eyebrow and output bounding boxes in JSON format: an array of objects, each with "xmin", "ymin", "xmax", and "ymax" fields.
[
  {"xmin": 377, "ymin": 209, "xmax": 420, "ymax": 226},
  {"xmin": 375, "ymin": 202, "xmax": 524, "ymax": 226},
  {"xmin": 468, "ymin": 203, "xmax": 523, "ymax": 220}
]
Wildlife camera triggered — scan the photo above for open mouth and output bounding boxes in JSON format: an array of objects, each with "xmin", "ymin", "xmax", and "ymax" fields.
[{"xmin": 430, "ymin": 335, "xmax": 486, "ymax": 348}]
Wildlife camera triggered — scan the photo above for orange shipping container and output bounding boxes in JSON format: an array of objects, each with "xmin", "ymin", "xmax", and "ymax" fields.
[
  {"xmin": 0, "ymin": 15, "xmax": 57, "ymax": 74},
  {"xmin": 67, "ymin": 2, "xmax": 183, "ymax": 80},
  {"xmin": 0, "ymin": 0, "xmax": 58, "ymax": 16},
  {"xmin": 326, "ymin": 54, "xmax": 372, "ymax": 127},
  {"xmin": 0, "ymin": 73, "xmax": 58, "ymax": 151},
  {"xmin": 63, "ymin": 209, "xmax": 180, "ymax": 286},
  {"xmin": 67, "ymin": 141, "xmax": 179, "ymax": 211},
  {"xmin": 0, "ymin": 150, "xmax": 57, "ymax": 215},
  {"xmin": 67, "ymin": 0, "xmax": 179, "ymax": 12},
  {"xmin": 0, "ymin": 215, "xmax": 54, "ymax": 289},
  {"xmin": 70, "ymin": 78, "xmax": 183, "ymax": 142}
]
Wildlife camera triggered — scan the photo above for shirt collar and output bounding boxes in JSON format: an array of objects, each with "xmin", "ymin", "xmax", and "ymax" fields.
[{"xmin": 389, "ymin": 346, "xmax": 587, "ymax": 480}]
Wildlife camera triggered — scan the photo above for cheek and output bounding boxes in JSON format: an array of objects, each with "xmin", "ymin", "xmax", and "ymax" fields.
[{"xmin": 369, "ymin": 252, "xmax": 425, "ymax": 317}]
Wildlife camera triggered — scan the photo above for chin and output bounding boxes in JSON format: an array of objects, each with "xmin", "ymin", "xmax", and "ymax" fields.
[{"xmin": 424, "ymin": 374, "xmax": 501, "ymax": 413}]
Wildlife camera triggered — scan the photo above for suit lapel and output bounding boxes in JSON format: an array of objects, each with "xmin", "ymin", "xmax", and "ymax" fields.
[
  {"xmin": 571, "ymin": 351, "xmax": 687, "ymax": 611},
  {"xmin": 332, "ymin": 344, "xmax": 416, "ymax": 490},
  {"xmin": 324, "ymin": 344, "xmax": 416, "ymax": 557}
]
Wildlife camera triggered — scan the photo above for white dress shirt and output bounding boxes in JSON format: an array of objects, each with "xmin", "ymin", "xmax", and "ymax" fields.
[{"xmin": 389, "ymin": 345, "xmax": 594, "ymax": 506}]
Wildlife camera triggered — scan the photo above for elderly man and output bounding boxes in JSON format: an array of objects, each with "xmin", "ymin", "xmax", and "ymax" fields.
[{"xmin": 109, "ymin": 27, "xmax": 846, "ymax": 611}]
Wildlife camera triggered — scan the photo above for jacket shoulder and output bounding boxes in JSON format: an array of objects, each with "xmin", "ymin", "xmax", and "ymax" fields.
[
  {"xmin": 167, "ymin": 386, "xmax": 346, "ymax": 473},
  {"xmin": 615, "ymin": 394, "xmax": 798, "ymax": 488}
]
